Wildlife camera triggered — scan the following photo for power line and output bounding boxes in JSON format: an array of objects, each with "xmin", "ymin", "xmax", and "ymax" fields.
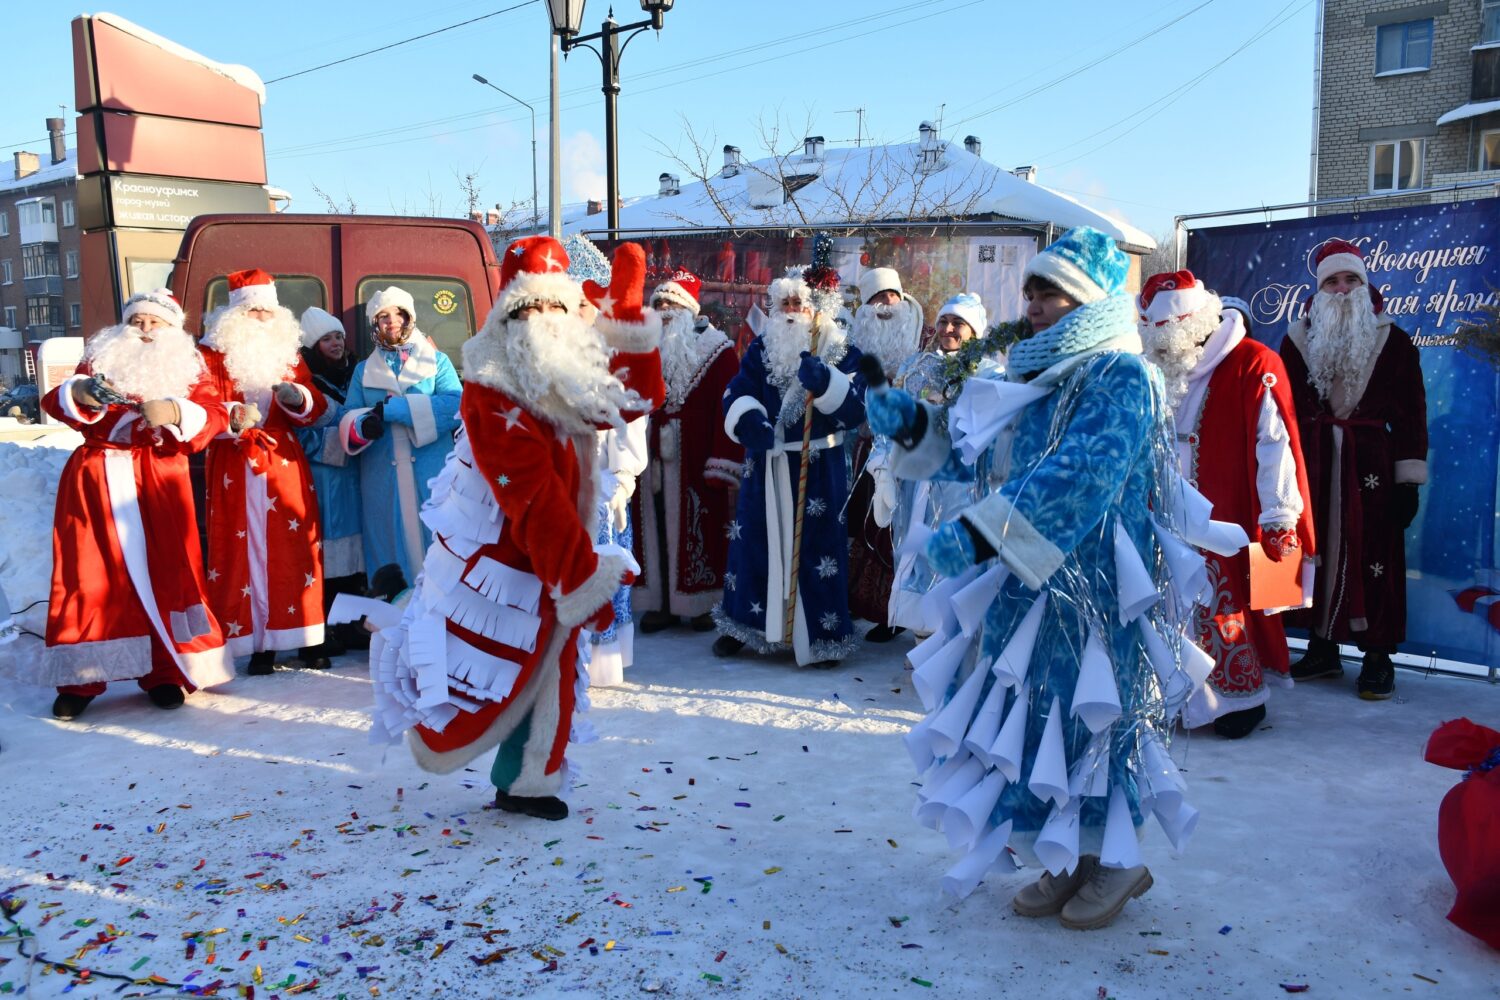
[{"xmin": 264, "ymin": 1, "xmax": 538, "ymax": 84}]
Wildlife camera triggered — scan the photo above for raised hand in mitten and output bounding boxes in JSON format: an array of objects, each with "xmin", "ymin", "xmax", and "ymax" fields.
[
  {"xmin": 1260, "ymin": 525, "xmax": 1300, "ymax": 563},
  {"xmin": 360, "ymin": 401, "xmax": 387, "ymax": 441},
  {"xmin": 229, "ymin": 402, "xmax": 262, "ymax": 434},
  {"xmin": 866, "ymin": 386, "xmax": 919, "ymax": 439},
  {"xmin": 71, "ymin": 377, "xmax": 112, "ymax": 411},
  {"xmin": 139, "ymin": 399, "xmax": 181, "ymax": 429},
  {"xmin": 733, "ymin": 410, "xmax": 777, "ymax": 453},
  {"xmin": 924, "ymin": 520, "xmax": 981, "ymax": 578},
  {"xmin": 609, "ymin": 474, "xmax": 635, "ymax": 533},
  {"xmin": 274, "ymin": 381, "xmax": 304, "ymax": 410},
  {"xmin": 583, "ymin": 242, "xmax": 650, "ymax": 335},
  {"xmin": 797, "ymin": 351, "xmax": 832, "ymax": 396}
]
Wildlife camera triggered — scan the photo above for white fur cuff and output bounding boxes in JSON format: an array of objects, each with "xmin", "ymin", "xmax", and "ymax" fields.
[
  {"xmin": 339, "ymin": 408, "xmax": 375, "ymax": 456},
  {"xmin": 962, "ymin": 492, "xmax": 1065, "ymax": 591},
  {"xmin": 57, "ymin": 375, "xmax": 108, "ymax": 425},
  {"xmin": 724, "ymin": 395, "xmax": 768, "ymax": 444},
  {"xmin": 555, "ymin": 552, "xmax": 627, "ymax": 629},
  {"xmin": 705, "ymin": 457, "xmax": 742, "ymax": 486},
  {"xmin": 161, "ymin": 396, "xmax": 208, "ymax": 442},
  {"xmin": 596, "ymin": 311, "xmax": 663, "ymax": 355},
  {"xmin": 889, "ymin": 401, "xmax": 949, "ymax": 481},
  {"xmin": 813, "ymin": 364, "xmax": 851, "ymax": 415},
  {"xmin": 1394, "ymin": 459, "xmax": 1428, "ymax": 485},
  {"xmin": 278, "ymin": 381, "xmax": 314, "ymax": 418}
]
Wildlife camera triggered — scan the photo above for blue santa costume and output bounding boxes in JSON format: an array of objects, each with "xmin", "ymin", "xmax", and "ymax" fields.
[
  {"xmin": 870, "ymin": 228, "xmax": 1244, "ymax": 920},
  {"xmin": 339, "ymin": 287, "xmax": 463, "ymax": 587},
  {"xmin": 715, "ymin": 266, "xmax": 868, "ymax": 666},
  {"xmin": 296, "ymin": 307, "xmax": 364, "ymax": 587}
]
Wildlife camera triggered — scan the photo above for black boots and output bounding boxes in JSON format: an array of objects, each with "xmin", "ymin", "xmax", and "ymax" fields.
[
  {"xmin": 1357, "ymin": 650, "xmax": 1396, "ymax": 700},
  {"xmin": 246, "ymin": 651, "xmax": 276, "ymax": 676},
  {"xmin": 494, "ymin": 790, "xmax": 569, "ymax": 820},
  {"xmin": 865, "ymin": 624, "xmax": 906, "ymax": 643},
  {"xmin": 146, "ymin": 684, "xmax": 185, "ymax": 709},
  {"xmin": 711, "ymin": 635, "xmax": 745, "ymax": 657},
  {"xmin": 52, "ymin": 693, "xmax": 94, "ymax": 721},
  {"xmin": 1212, "ymin": 703, "xmax": 1266, "ymax": 739},
  {"xmin": 1290, "ymin": 636, "xmax": 1343, "ymax": 680},
  {"xmin": 638, "ymin": 611, "xmax": 676, "ymax": 634}
]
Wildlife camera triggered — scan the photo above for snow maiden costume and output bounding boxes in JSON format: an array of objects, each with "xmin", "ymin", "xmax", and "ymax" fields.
[
  {"xmin": 296, "ymin": 307, "xmax": 364, "ymax": 592},
  {"xmin": 869, "ymin": 228, "xmax": 1234, "ymax": 927},
  {"xmin": 367, "ymin": 238, "xmax": 664, "ymax": 820},
  {"xmin": 714, "ymin": 261, "xmax": 868, "ymax": 667}
]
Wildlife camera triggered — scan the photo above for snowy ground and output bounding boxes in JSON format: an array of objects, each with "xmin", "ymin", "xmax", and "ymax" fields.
[{"xmin": 1, "ymin": 626, "xmax": 1497, "ymax": 998}]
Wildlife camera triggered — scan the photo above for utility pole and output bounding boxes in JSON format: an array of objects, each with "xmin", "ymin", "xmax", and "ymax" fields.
[{"xmin": 549, "ymin": 27, "xmax": 563, "ymax": 239}]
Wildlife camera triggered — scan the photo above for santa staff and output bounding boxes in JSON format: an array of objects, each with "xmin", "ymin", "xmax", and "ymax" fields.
[{"xmin": 40, "ymin": 290, "xmax": 235, "ymax": 720}]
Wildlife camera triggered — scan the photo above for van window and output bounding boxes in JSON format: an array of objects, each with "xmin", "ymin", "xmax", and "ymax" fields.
[
  {"xmin": 205, "ymin": 274, "xmax": 327, "ymax": 323},
  {"xmin": 356, "ymin": 277, "xmax": 474, "ymax": 370}
]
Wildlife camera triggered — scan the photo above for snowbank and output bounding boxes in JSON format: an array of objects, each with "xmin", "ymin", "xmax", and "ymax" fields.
[{"xmin": 0, "ymin": 436, "xmax": 81, "ymax": 638}]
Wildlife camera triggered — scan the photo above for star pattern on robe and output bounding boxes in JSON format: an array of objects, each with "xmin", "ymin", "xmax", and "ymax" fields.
[
  {"xmin": 304, "ymin": 573, "xmax": 316, "ymax": 588},
  {"xmin": 806, "ymin": 498, "xmax": 827, "ymax": 517},
  {"xmin": 207, "ymin": 568, "xmax": 220, "ymax": 581},
  {"xmin": 816, "ymin": 556, "xmax": 838, "ymax": 579},
  {"xmin": 724, "ymin": 572, "xmax": 737, "ymax": 592},
  {"xmin": 226, "ymin": 621, "xmax": 242, "ymax": 636},
  {"xmin": 725, "ymin": 520, "xmax": 743, "ymax": 540},
  {"xmin": 281, "ymin": 457, "xmax": 291, "ymax": 467},
  {"xmin": 222, "ymin": 474, "xmax": 233, "ymax": 489},
  {"xmin": 749, "ymin": 601, "xmax": 763, "ymax": 615},
  {"xmin": 1371, "ymin": 563, "xmax": 1384, "ymax": 578},
  {"xmin": 496, "ymin": 474, "xmax": 511, "ymax": 487},
  {"xmin": 287, "ymin": 605, "xmax": 296, "ymax": 615},
  {"xmin": 819, "ymin": 611, "xmax": 842, "ymax": 633},
  {"xmin": 287, "ymin": 518, "xmax": 301, "ymax": 531},
  {"xmin": 267, "ymin": 495, "xmax": 278, "ymax": 511},
  {"xmin": 498, "ymin": 406, "xmax": 524, "ymax": 430},
  {"xmin": 242, "ymin": 585, "xmax": 253, "ymax": 597},
  {"xmin": 1363, "ymin": 474, "xmax": 1380, "ymax": 490},
  {"xmin": 237, "ymin": 530, "xmax": 247, "ymax": 539}
]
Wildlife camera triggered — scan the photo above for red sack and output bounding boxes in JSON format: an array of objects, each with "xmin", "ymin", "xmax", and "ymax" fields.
[{"xmin": 1423, "ymin": 718, "xmax": 1500, "ymax": 949}]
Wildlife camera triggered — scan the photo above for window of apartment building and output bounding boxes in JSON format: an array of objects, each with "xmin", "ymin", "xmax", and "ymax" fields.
[
  {"xmin": 1482, "ymin": 129, "xmax": 1500, "ymax": 170},
  {"xmin": 69, "ymin": 303, "xmax": 81, "ymax": 328},
  {"xmin": 3, "ymin": 306, "xmax": 15, "ymax": 328},
  {"xmin": 26, "ymin": 296, "xmax": 60, "ymax": 328},
  {"xmin": 18, "ymin": 200, "xmax": 56, "ymax": 226},
  {"xmin": 64, "ymin": 250, "xmax": 78, "ymax": 278},
  {"xmin": 1, "ymin": 260, "xmax": 10, "ymax": 285},
  {"xmin": 0, "ymin": 210, "xmax": 8, "ymax": 236},
  {"xmin": 1376, "ymin": 19, "xmax": 1433, "ymax": 74},
  {"xmin": 62, "ymin": 199, "xmax": 75, "ymax": 228},
  {"xmin": 1484, "ymin": 0, "xmax": 1500, "ymax": 45},
  {"xmin": 1371, "ymin": 138, "xmax": 1424, "ymax": 192},
  {"xmin": 21, "ymin": 244, "xmax": 60, "ymax": 279}
]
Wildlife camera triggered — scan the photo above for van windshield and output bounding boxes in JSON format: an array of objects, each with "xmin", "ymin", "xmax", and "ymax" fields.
[
  {"xmin": 356, "ymin": 277, "xmax": 474, "ymax": 370},
  {"xmin": 204, "ymin": 275, "xmax": 327, "ymax": 327}
]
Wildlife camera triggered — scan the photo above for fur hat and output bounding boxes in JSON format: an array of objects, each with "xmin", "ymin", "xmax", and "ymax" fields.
[
  {"xmin": 1137, "ymin": 270, "xmax": 1214, "ymax": 328},
  {"xmin": 1314, "ymin": 238, "xmax": 1368, "ymax": 287},
  {"xmin": 122, "ymin": 288, "xmax": 184, "ymax": 328},
  {"xmin": 366, "ymin": 286, "xmax": 416, "ymax": 324},
  {"xmin": 857, "ymin": 267, "xmax": 903, "ymax": 304},
  {"xmin": 227, "ymin": 268, "xmax": 278, "ymax": 311},
  {"xmin": 767, "ymin": 266, "xmax": 811, "ymax": 314},
  {"xmin": 652, "ymin": 267, "xmax": 702, "ymax": 316},
  {"xmin": 300, "ymin": 306, "xmax": 344, "ymax": 348},
  {"xmin": 1023, "ymin": 226, "xmax": 1129, "ymax": 304},
  {"xmin": 496, "ymin": 235, "xmax": 581, "ymax": 318},
  {"xmin": 937, "ymin": 292, "xmax": 987, "ymax": 337}
]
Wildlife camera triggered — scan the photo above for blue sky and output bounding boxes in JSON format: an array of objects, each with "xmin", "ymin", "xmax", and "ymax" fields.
[{"xmin": 3, "ymin": 0, "xmax": 1315, "ymax": 236}]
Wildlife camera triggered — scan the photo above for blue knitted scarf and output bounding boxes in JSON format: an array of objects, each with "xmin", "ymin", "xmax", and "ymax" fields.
[{"xmin": 1006, "ymin": 294, "xmax": 1137, "ymax": 379}]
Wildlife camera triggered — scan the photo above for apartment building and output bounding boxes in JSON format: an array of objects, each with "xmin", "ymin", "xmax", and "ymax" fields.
[{"xmin": 0, "ymin": 119, "xmax": 81, "ymax": 341}]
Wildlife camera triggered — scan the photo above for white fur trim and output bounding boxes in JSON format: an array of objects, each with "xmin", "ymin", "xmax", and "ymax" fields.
[
  {"xmin": 1140, "ymin": 282, "xmax": 1212, "ymax": 327},
  {"xmin": 653, "ymin": 281, "xmax": 700, "ymax": 315},
  {"xmin": 1394, "ymin": 459, "xmax": 1428, "ymax": 485},
  {"xmin": 962, "ymin": 492, "xmax": 1065, "ymax": 591},
  {"xmin": 495, "ymin": 270, "xmax": 583, "ymax": 319},
  {"xmin": 768, "ymin": 272, "xmax": 810, "ymax": 310},
  {"xmin": 704, "ymin": 456, "xmax": 742, "ymax": 486},
  {"xmin": 813, "ymin": 364, "xmax": 851, "ymax": 415},
  {"xmin": 724, "ymin": 395, "xmax": 768, "ymax": 444},
  {"xmin": 1316, "ymin": 252, "xmax": 1367, "ymax": 287},
  {"xmin": 161, "ymin": 396, "xmax": 208, "ymax": 442},
  {"xmin": 122, "ymin": 289, "xmax": 184, "ymax": 327},
  {"xmin": 317, "ymin": 425, "xmax": 348, "ymax": 466},
  {"xmin": 407, "ymin": 392, "xmax": 438, "ymax": 448},
  {"xmin": 277, "ymin": 380, "xmax": 314, "ymax": 418},
  {"xmin": 367, "ymin": 286, "xmax": 416, "ymax": 323},
  {"xmin": 58, "ymin": 375, "xmax": 108, "ymax": 425},
  {"xmin": 555, "ymin": 552, "xmax": 628, "ymax": 629},
  {"xmin": 858, "ymin": 267, "xmax": 903, "ymax": 303},
  {"xmin": 339, "ymin": 407, "xmax": 377, "ymax": 456},
  {"xmin": 938, "ymin": 294, "xmax": 988, "ymax": 339},
  {"xmin": 596, "ymin": 310, "xmax": 663, "ymax": 354},
  {"xmin": 229, "ymin": 283, "xmax": 278, "ymax": 311},
  {"xmin": 1023, "ymin": 252, "xmax": 1106, "ymax": 304}
]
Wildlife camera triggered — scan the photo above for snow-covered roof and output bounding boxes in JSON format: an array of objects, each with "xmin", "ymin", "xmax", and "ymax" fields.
[
  {"xmin": 0, "ymin": 149, "xmax": 77, "ymax": 195},
  {"xmin": 93, "ymin": 12, "xmax": 266, "ymax": 104},
  {"xmin": 560, "ymin": 140, "xmax": 1154, "ymax": 250}
]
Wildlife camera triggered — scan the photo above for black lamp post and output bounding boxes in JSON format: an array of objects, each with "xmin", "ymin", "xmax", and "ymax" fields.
[
  {"xmin": 472, "ymin": 73, "xmax": 540, "ymax": 232},
  {"xmin": 546, "ymin": 0, "xmax": 674, "ymax": 239}
]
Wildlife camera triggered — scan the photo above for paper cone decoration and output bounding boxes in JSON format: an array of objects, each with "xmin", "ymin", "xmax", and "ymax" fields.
[
  {"xmin": 916, "ymin": 755, "xmax": 985, "ymax": 829},
  {"xmin": 1027, "ymin": 697, "xmax": 1070, "ymax": 808},
  {"xmin": 1070, "ymin": 632, "xmax": 1122, "ymax": 734},
  {"xmin": 954, "ymin": 564, "xmax": 1007, "ymax": 637},
  {"xmin": 898, "ymin": 519, "xmax": 935, "ymax": 561},
  {"xmin": 903, "ymin": 712, "xmax": 939, "ymax": 773},
  {"xmin": 950, "ymin": 377, "xmax": 1051, "ymax": 465},
  {"xmin": 992, "ymin": 593, "xmax": 1047, "ymax": 689},
  {"xmin": 1034, "ymin": 801, "xmax": 1082, "ymax": 876},
  {"xmin": 1181, "ymin": 675, "xmax": 1225, "ymax": 730},
  {"xmin": 1099, "ymin": 784, "xmax": 1143, "ymax": 869},
  {"xmin": 1068, "ymin": 732, "xmax": 1112, "ymax": 799},
  {"xmin": 916, "ymin": 750, "xmax": 968, "ymax": 803},
  {"xmin": 940, "ymin": 820, "xmax": 1013, "ymax": 900},
  {"xmin": 1165, "ymin": 475, "xmax": 1251, "ymax": 556},
  {"xmin": 1137, "ymin": 615, "xmax": 1194, "ymax": 709},
  {"xmin": 988, "ymin": 682, "xmax": 1030, "ymax": 783},
  {"xmin": 927, "ymin": 661, "xmax": 989, "ymax": 759},
  {"xmin": 1153, "ymin": 522, "xmax": 1208, "ymax": 610},
  {"xmin": 1154, "ymin": 798, "xmax": 1200, "ymax": 852},
  {"xmin": 1137, "ymin": 732, "xmax": 1186, "ymax": 816},
  {"xmin": 922, "ymin": 566, "xmax": 978, "ymax": 637},
  {"xmin": 962, "ymin": 675, "xmax": 1008, "ymax": 766},
  {"xmin": 1178, "ymin": 634, "xmax": 1215, "ymax": 692},
  {"xmin": 943, "ymin": 769, "xmax": 1009, "ymax": 851},
  {"xmin": 907, "ymin": 627, "xmax": 947, "ymax": 671},
  {"xmin": 913, "ymin": 632, "xmax": 971, "ymax": 712},
  {"xmin": 1113, "ymin": 523, "xmax": 1160, "ymax": 623}
]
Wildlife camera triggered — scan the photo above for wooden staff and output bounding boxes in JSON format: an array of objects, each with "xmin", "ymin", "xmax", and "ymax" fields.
[{"xmin": 784, "ymin": 312, "xmax": 825, "ymax": 644}]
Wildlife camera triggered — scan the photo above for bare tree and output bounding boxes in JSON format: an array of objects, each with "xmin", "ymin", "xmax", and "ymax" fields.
[
  {"xmin": 1140, "ymin": 228, "xmax": 1178, "ymax": 280},
  {"xmin": 310, "ymin": 181, "xmax": 357, "ymax": 214}
]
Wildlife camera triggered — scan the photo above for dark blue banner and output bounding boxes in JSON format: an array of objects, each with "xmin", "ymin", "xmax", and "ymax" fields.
[{"xmin": 1187, "ymin": 198, "xmax": 1500, "ymax": 669}]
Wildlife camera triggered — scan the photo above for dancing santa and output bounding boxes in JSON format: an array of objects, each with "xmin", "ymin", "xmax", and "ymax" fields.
[
  {"xmin": 633, "ymin": 267, "xmax": 743, "ymax": 634},
  {"xmin": 40, "ymin": 290, "xmax": 234, "ymax": 720},
  {"xmin": 368, "ymin": 238, "xmax": 664, "ymax": 821},
  {"xmin": 1282, "ymin": 239, "xmax": 1428, "ymax": 699},
  {"xmin": 846, "ymin": 266, "xmax": 925, "ymax": 642},
  {"xmin": 1138, "ymin": 270, "xmax": 1315, "ymax": 739},
  {"xmin": 199, "ymin": 269, "xmax": 330, "ymax": 674},
  {"xmin": 713, "ymin": 259, "xmax": 868, "ymax": 667}
]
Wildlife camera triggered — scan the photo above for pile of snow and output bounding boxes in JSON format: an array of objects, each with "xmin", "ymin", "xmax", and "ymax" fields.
[{"xmin": 0, "ymin": 437, "xmax": 80, "ymax": 637}]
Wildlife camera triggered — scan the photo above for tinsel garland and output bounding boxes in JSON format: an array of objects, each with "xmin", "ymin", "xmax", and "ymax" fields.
[{"xmin": 937, "ymin": 318, "xmax": 1032, "ymax": 391}]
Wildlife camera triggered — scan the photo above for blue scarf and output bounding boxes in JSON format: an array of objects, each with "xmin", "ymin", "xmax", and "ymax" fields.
[{"xmin": 1006, "ymin": 295, "xmax": 1136, "ymax": 378}]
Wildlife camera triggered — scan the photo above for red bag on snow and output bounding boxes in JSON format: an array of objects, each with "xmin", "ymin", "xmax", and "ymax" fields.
[{"xmin": 1423, "ymin": 717, "xmax": 1500, "ymax": 949}]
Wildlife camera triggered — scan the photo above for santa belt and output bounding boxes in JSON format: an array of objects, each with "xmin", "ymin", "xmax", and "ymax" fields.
[{"xmin": 771, "ymin": 431, "xmax": 845, "ymax": 454}]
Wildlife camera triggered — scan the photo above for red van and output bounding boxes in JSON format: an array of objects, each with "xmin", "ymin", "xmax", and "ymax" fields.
[{"xmin": 168, "ymin": 213, "xmax": 502, "ymax": 363}]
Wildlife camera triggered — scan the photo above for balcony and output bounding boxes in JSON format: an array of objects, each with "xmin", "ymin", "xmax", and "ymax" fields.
[
  {"xmin": 23, "ymin": 274, "xmax": 63, "ymax": 297},
  {"xmin": 1476, "ymin": 46, "xmax": 1500, "ymax": 102}
]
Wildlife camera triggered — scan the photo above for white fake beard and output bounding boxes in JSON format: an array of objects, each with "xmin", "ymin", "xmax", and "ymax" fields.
[
  {"xmin": 86, "ymin": 323, "xmax": 204, "ymax": 402},
  {"xmin": 206, "ymin": 306, "xmax": 302, "ymax": 395},
  {"xmin": 465, "ymin": 311, "xmax": 639, "ymax": 434},
  {"xmin": 852, "ymin": 299, "xmax": 919, "ymax": 377},
  {"xmin": 659, "ymin": 309, "xmax": 704, "ymax": 401},
  {"xmin": 764, "ymin": 311, "xmax": 848, "ymax": 425},
  {"xmin": 1141, "ymin": 310, "xmax": 1218, "ymax": 408},
  {"xmin": 1306, "ymin": 289, "xmax": 1380, "ymax": 402}
]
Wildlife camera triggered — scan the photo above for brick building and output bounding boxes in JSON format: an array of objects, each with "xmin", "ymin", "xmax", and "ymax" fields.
[
  {"xmin": 0, "ymin": 119, "xmax": 81, "ymax": 345},
  {"xmin": 1312, "ymin": 0, "xmax": 1500, "ymax": 209}
]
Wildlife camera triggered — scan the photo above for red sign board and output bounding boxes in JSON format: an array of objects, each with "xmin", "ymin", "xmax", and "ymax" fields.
[{"xmin": 77, "ymin": 111, "xmax": 267, "ymax": 186}]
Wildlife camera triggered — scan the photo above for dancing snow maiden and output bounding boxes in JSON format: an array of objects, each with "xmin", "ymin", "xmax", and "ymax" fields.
[{"xmin": 869, "ymin": 227, "xmax": 1237, "ymax": 929}]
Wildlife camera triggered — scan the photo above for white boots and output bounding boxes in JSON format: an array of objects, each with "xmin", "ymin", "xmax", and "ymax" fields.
[{"xmin": 1012, "ymin": 855, "xmax": 1153, "ymax": 929}]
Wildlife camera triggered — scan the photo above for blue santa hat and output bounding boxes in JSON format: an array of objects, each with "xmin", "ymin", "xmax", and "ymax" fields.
[{"xmin": 1023, "ymin": 226, "xmax": 1129, "ymax": 304}]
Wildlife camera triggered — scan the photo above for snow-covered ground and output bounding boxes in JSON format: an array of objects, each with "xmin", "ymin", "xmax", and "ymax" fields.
[{"xmin": 1, "ymin": 626, "xmax": 1497, "ymax": 998}]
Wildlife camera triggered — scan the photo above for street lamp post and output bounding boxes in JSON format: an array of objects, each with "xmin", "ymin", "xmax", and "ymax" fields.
[
  {"xmin": 471, "ymin": 73, "xmax": 540, "ymax": 232},
  {"xmin": 546, "ymin": 0, "xmax": 674, "ymax": 239}
]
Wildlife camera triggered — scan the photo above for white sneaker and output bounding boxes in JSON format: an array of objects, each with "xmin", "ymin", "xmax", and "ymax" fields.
[
  {"xmin": 1059, "ymin": 862, "xmax": 1153, "ymax": 930},
  {"xmin": 1012, "ymin": 856, "xmax": 1098, "ymax": 917}
]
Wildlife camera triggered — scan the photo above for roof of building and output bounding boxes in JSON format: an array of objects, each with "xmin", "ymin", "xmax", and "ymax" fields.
[{"xmin": 0, "ymin": 150, "xmax": 77, "ymax": 196}]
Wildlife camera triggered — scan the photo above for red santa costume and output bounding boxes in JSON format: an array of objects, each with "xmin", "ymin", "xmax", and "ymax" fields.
[
  {"xmin": 633, "ymin": 267, "xmax": 743, "ymax": 629},
  {"xmin": 1138, "ymin": 271, "xmax": 1315, "ymax": 738},
  {"xmin": 40, "ymin": 290, "xmax": 234, "ymax": 718},
  {"xmin": 1281, "ymin": 240, "xmax": 1428, "ymax": 699},
  {"xmin": 198, "ymin": 269, "xmax": 330, "ymax": 664},
  {"xmin": 369, "ymin": 238, "xmax": 664, "ymax": 820}
]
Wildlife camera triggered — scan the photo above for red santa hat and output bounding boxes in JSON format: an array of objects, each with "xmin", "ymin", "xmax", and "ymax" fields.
[
  {"xmin": 1314, "ymin": 239, "xmax": 1368, "ymax": 287},
  {"xmin": 497, "ymin": 235, "xmax": 581, "ymax": 317},
  {"xmin": 1137, "ymin": 269, "xmax": 1215, "ymax": 328},
  {"xmin": 652, "ymin": 267, "xmax": 702, "ymax": 316},
  {"xmin": 121, "ymin": 288, "xmax": 184, "ymax": 328},
  {"xmin": 366, "ymin": 286, "xmax": 416, "ymax": 323},
  {"xmin": 227, "ymin": 268, "xmax": 279, "ymax": 311}
]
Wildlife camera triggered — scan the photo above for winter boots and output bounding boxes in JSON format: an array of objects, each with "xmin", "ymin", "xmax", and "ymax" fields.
[
  {"xmin": 1213, "ymin": 703, "xmax": 1266, "ymax": 740},
  {"xmin": 246, "ymin": 650, "xmax": 276, "ymax": 675},
  {"xmin": 494, "ymin": 790, "xmax": 569, "ymax": 821},
  {"xmin": 711, "ymin": 635, "xmax": 745, "ymax": 657},
  {"xmin": 51, "ymin": 693, "xmax": 94, "ymax": 721},
  {"xmin": 1357, "ymin": 650, "xmax": 1396, "ymax": 700},
  {"xmin": 1012, "ymin": 855, "xmax": 1153, "ymax": 929},
  {"xmin": 864, "ymin": 624, "xmax": 906, "ymax": 643},
  {"xmin": 146, "ymin": 684, "xmax": 185, "ymax": 709},
  {"xmin": 638, "ymin": 611, "xmax": 676, "ymax": 634},
  {"xmin": 1290, "ymin": 635, "xmax": 1343, "ymax": 680},
  {"xmin": 1013, "ymin": 856, "xmax": 1098, "ymax": 917}
]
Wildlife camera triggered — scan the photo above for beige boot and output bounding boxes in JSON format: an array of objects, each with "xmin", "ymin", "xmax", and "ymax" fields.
[
  {"xmin": 1059, "ymin": 862, "xmax": 1153, "ymax": 930},
  {"xmin": 1011, "ymin": 855, "xmax": 1098, "ymax": 917}
]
